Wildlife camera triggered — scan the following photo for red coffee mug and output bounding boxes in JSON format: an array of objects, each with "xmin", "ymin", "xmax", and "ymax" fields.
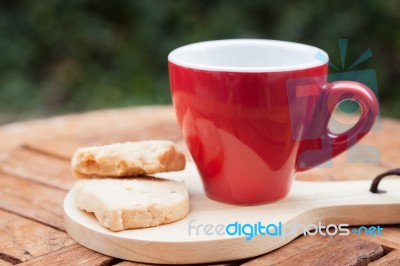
[{"xmin": 168, "ymin": 39, "xmax": 379, "ymax": 205}]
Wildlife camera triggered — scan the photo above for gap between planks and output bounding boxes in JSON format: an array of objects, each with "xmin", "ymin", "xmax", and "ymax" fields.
[{"xmin": 0, "ymin": 173, "xmax": 67, "ymax": 231}]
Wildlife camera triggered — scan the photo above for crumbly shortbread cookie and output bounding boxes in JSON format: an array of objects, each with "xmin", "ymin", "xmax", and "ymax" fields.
[
  {"xmin": 74, "ymin": 177, "xmax": 189, "ymax": 231},
  {"xmin": 71, "ymin": 140, "xmax": 185, "ymax": 178}
]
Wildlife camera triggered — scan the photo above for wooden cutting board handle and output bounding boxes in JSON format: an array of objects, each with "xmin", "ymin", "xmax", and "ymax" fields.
[{"xmin": 64, "ymin": 163, "xmax": 400, "ymax": 264}]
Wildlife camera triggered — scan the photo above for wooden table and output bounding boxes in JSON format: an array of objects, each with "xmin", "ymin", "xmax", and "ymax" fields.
[{"xmin": 0, "ymin": 105, "xmax": 399, "ymax": 266}]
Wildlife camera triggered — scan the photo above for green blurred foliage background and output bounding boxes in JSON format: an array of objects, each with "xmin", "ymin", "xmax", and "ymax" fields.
[{"xmin": 0, "ymin": 0, "xmax": 399, "ymax": 123}]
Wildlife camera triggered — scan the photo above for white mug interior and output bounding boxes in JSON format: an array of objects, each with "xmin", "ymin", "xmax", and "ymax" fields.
[{"xmin": 168, "ymin": 39, "xmax": 328, "ymax": 72}]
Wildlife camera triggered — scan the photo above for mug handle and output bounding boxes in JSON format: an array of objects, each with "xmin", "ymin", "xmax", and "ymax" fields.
[{"xmin": 296, "ymin": 81, "xmax": 379, "ymax": 171}]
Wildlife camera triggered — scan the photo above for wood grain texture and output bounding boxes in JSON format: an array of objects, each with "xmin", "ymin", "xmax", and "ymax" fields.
[
  {"xmin": 0, "ymin": 260, "xmax": 14, "ymax": 266},
  {"xmin": 0, "ymin": 260, "xmax": 12, "ymax": 266},
  {"xmin": 359, "ymin": 226, "xmax": 400, "ymax": 251},
  {"xmin": 1, "ymin": 106, "xmax": 180, "ymax": 158},
  {"xmin": 369, "ymin": 250, "xmax": 400, "ymax": 266},
  {"xmin": 24, "ymin": 121, "xmax": 183, "ymax": 159},
  {"xmin": 0, "ymin": 148, "xmax": 75, "ymax": 190},
  {"xmin": 23, "ymin": 139, "xmax": 82, "ymax": 161},
  {"xmin": 241, "ymin": 234, "xmax": 384, "ymax": 266},
  {"xmin": 0, "ymin": 209, "xmax": 74, "ymax": 264},
  {"xmin": 0, "ymin": 173, "xmax": 66, "ymax": 230},
  {"xmin": 17, "ymin": 244, "xmax": 115, "ymax": 266},
  {"xmin": 0, "ymin": 106, "xmax": 178, "ymax": 152}
]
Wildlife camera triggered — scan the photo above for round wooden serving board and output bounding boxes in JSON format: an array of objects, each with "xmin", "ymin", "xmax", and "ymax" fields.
[{"xmin": 64, "ymin": 163, "xmax": 400, "ymax": 264}]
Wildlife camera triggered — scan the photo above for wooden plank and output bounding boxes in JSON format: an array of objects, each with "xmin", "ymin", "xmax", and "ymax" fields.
[
  {"xmin": 0, "ymin": 148, "xmax": 76, "ymax": 191},
  {"xmin": 241, "ymin": 234, "xmax": 384, "ymax": 266},
  {"xmin": 0, "ymin": 106, "xmax": 179, "ymax": 154},
  {"xmin": 359, "ymin": 226, "xmax": 400, "ymax": 251},
  {"xmin": 0, "ymin": 106, "xmax": 178, "ymax": 151},
  {"xmin": 369, "ymin": 250, "xmax": 400, "ymax": 266},
  {"xmin": 17, "ymin": 244, "xmax": 116, "ymax": 266},
  {"xmin": 23, "ymin": 121, "xmax": 183, "ymax": 160},
  {"xmin": 0, "ymin": 209, "xmax": 74, "ymax": 264},
  {"xmin": 0, "ymin": 173, "xmax": 66, "ymax": 230},
  {"xmin": 23, "ymin": 139, "xmax": 82, "ymax": 161},
  {"xmin": 0, "ymin": 259, "xmax": 12, "ymax": 266}
]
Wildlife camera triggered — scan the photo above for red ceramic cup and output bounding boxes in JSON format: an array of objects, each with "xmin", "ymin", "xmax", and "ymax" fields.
[{"xmin": 168, "ymin": 39, "xmax": 379, "ymax": 205}]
